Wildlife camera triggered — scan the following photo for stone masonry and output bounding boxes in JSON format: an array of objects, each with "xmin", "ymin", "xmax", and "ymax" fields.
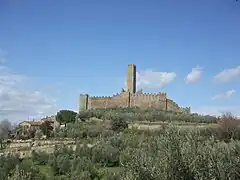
[{"xmin": 79, "ymin": 64, "xmax": 190, "ymax": 113}]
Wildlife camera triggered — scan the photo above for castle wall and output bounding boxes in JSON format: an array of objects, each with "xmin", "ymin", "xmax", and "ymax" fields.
[
  {"xmin": 79, "ymin": 94, "xmax": 89, "ymax": 111},
  {"xmin": 130, "ymin": 92, "xmax": 167, "ymax": 109},
  {"xmin": 88, "ymin": 92, "xmax": 130, "ymax": 109},
  {"xmin": 79, "ymin": 91, "xmax": 189, "ymax": 113},
  {"xmin": 80, "ymin": 92, "xmax": 176, "ymax": 111},
  {"xmin": 166, "ymin": 99, "xmax": 181, "ymax": 112}
]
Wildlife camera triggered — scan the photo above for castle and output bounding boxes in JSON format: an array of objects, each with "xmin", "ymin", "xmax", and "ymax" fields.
[{"xmin": 79, "ymin": 64, "xmax": 190, "ymax": 114}]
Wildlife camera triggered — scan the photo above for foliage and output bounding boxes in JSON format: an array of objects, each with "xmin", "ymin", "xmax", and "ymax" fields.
[
  {"xmin": 92, "ymin": 142, "xmax": 120, "ymax": 167},
  {"xmin": 56, "ymin": 110, "xmax": 77, "ymax": 125},
  {"xmin": 35, "ymin": 129, "xmax": 44, "ymax": 140},
  {"xmin": 119, "ymin": 126, "xmax": 240, "ymax": 180},
  {"xmin": 10, "ymin": 159, "xmax": 46, "ymax": 180},
  {"xmin": 32, "ymin": 151, "xmax": 50, "ymax": 165},
  {"xmin": 79, "ymin": 107, "xmax": 218, "ymax": 124},
  {"xmin": 2, "ymin": 112, "xmax": 240, "ymax": 179},
  {"xmin": 55, "ymin": 120, "xmax": 114, "ymax": 142},
  {"xmin": 110, "ymin": 116, "xmax": 128, "ymax": 133},
  {"xmin": 0, "ymin": 119, "xmax": 12, "ymax": 149},
  {"xmin": 40, "ymin": 121, "xmax": 53, "ymax": 138},
  {"xmin": 0, "ymin": 154, "xmax": 20, "ymax": 179},
  {"xmin": 217, "ymin": 112, "xmax": 240, "ymax": 141}
]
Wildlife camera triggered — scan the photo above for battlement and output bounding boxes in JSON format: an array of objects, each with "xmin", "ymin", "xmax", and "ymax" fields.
[
  {"xmin": 89, "ymin": 92, "xmax": 124, "ymax": 99},
  {"xmin": 167, "ymin": 99, "xmax": 179, "ymax": 107},
  {"xmin": 90, "ymin": 96, "xmax": 112, "ymax": 99},
  {"xmin": 133, "ymin": 92, "xmax": 166, "ymax": 97},
  {"xmin": 79, "ymin": 64, "xmax": 190, "ymax": 114},
  {"xmin": 128, "ymin": 64, "xmax": 136, "ymax": 67}
]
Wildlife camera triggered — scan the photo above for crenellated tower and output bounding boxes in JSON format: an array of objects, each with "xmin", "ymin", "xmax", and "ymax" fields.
[{"xmin": 127, "ymin": 64, "xmax": 136, "ymax": 93}]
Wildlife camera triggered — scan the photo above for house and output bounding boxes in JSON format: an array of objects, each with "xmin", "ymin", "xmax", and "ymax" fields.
[
  {"xmin": 40, "ymin": 115, "xmax": 60, "ymax": 130},
  {"xmin": 19, "ymin": 121, "xmax": 42, "ymax": 128},
  {"xmin": 17, "ymin": 121, "xmax": 42, "ymax": 139}
]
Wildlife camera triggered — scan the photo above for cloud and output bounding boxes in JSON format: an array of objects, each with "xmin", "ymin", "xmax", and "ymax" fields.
[
  {"xmin": 0, "ymin": 56, "xmax": 56, "ymax": 122},
  {"xmin": 135, "ymin": 69, "xmax": 176, "ymax": 89},
  {"xmin": 185, "ymin": 66, "xmax": 203, "ymax": 84},
  {"xmin": 0, "ymin": 66, "xmax": 26, "ymax": 87},
  {"xmin": 214, "ymin": 66, "xmax": 240, "ymax": 83},
  {"xmin": 211, "ymin": 89, "xmax": 236, "ymax": 100},
  {"xmin": 0, "ymin": 49, "xmax": 7, "ymax": 63},
  {"xmin": 192, "ymin": 106, "xmax": 240, "ymax": 117}
]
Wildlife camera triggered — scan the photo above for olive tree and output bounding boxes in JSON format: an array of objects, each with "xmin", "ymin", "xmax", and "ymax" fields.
[{"xmin": 0, "ymin": 119, "xmax": 12, "ymax": 149}]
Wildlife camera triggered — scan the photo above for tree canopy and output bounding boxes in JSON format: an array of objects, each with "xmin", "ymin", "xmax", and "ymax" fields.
[
  {"xmin": 40, "ymin": 121, "xmax": 53, "ymax": 138},
  {"xmin": 56, "ymin": 110, "xmax": 77, "ymax": 125}
]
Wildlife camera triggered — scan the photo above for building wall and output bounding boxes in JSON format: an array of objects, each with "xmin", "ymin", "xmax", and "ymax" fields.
[
  {"xmin": 127, "ymin": 64, "xmax": 136, "ymax": 93},
  {"xmin": 40, "ymin": 115, "xmax": 60, "ymax": 130},
  {"xmin": 166, "ymin": 99, "xmax": 181, "ymax": 112},
  {"xmin": 87, "ymin": 91, "xmax": 130, "ymax": 109},
  {"xmin": 79, "ymin": 91, "xmax": 189, "ymax": 113},
  {"xmin": 19, "ymin": 122, "xmax": 31, "ymax": 127}
]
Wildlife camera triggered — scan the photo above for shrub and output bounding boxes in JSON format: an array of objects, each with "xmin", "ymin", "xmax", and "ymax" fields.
[
  {"xmin": 110, "ymin": 116, "xmax": 128, "ymax": 133},
  {"xmin": 31, "ymin": 150, "xmax": 49, "ymax": 165},
  {"xmin": 217, "ymin": 113, "xmax": 240, "ymax": 141},
  {"xmin": 34, "ymin": 129, "xmax": 44, "ymax": 140},
  {"xmin": 79, "ymin": 107, "xmax": 218, "ymax": 124},
  {"xmin": 92, "ymin": 143, "xmax": 120, "ymax": 167},
  {"xmin": 121, "ymin": 125, "xmax": 240, "ymax": 180}
]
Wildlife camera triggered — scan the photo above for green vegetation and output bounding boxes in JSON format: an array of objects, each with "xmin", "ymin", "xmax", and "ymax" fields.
[
  {"xmin": 1, "ymin": 109, "xmax": 240, "ymax": 179},
  {"xmin": 77, "ymin": 107, "xmax": 218, "ymax": 123},
  {"xmin": 56, "ymin": 110, "xmax": 77, "ymax": 125},
  {"xmin": 40, "ymin": 121, "xmax": 54, "ymax": 138}
]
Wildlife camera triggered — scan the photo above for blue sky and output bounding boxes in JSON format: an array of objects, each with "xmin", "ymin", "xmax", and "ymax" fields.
[{"xmin": 0, "ymin": 0, "xmax": 240, "ymax": 121}]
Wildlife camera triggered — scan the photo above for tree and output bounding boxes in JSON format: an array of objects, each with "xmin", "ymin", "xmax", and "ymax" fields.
[
  {"xmin": 56, "ymin": 110, "xmax": 77, "ymax": 125},
  {"xmin": 0, "ymin": 119, "xmax": 12, "ymax": 149},
  {"xmin": 110, "ymin": 116, "xmax": 128, "ymax": 133},
  {"xmin": 217, "ymin": 112, "xmax": 239, "ymax": 141},
  {"xmin": 40, "ymin": 121, "xmax": 53, "ymax": 138},
  {"xmin": 35, "ymin": 129, "xmax": 44, "ymax": 140}
]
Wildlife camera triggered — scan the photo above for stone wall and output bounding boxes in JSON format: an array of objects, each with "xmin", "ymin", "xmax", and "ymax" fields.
[
  {"xmin": 80, "ymin": 91, "xmax": 190, "ymax": 113},
  {"xmin": 88, "ymin": 91, "xmax": 130, "ymax": 109}
]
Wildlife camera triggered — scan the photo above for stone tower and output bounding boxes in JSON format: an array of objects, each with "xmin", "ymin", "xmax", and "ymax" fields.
[{"xmin": 127, "ymin": 64, "xmax": 136, "ymax": 93}]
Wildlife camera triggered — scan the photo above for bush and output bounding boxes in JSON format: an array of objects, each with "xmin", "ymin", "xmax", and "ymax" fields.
[
  {"xmin": 120, "ymin": 125, "xmax": 240, "ymax": 180},
  {"xmin": 110, "ymin": 116, "xmax": 128, "ymax": 133},
  {"xmin": 31, "ymin": 151, "xmax": 49, "ymax": 165},
  {"xmin": 92, "ymin": 143, "xmax": 120, "ymax": 167},
  {"xmin": 79, "ymin": 107, "xmax": 218, "ymax": 123},
  {"xmin": 217, "ymin": 113, "xmax": 240, "ymax": 141}
]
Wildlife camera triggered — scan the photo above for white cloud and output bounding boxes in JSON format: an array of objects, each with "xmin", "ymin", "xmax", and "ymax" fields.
[
  {"xmin": 0, "ymin": 57, "xmax": 56, "ymax": 122},
  {"xmin": 212, "ymin": 89, "xmax": 236, "ymax": 100},
  {"xmin": 214, "ymin": 66, "xmax": 240, "ymax": 83},
  {"xmin": 135, "ymin": 69, "xmax": 176, "ymax": 89},
  {"xmin": 192, "ymin": 106, "xmax": 240, "ymax": 117},
  {"xmin": 185, "ymin": 66, "xmax": 203, "ymax": 84}
]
